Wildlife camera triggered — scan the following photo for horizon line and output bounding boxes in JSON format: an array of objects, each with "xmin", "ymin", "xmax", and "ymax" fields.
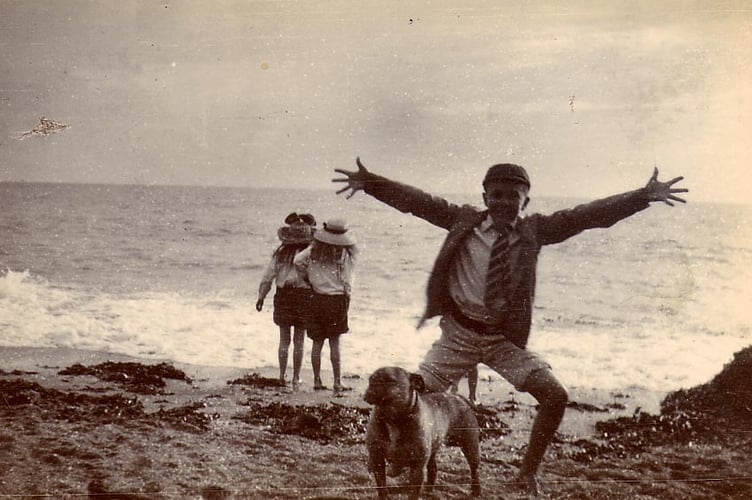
[{"xmin": 0, "ymin": 179, "xmax": 742, "ymax": 207}]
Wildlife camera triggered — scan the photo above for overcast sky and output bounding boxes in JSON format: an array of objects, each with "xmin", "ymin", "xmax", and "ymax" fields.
[{"xmin": 1, "ymin": 1, "xmax": 750, "ymax": 203}]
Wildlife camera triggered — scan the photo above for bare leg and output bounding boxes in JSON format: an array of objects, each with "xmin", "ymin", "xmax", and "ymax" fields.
[
  {"xmin": 311, "ymin": 339, "xmax": 325, "ymax": 388},
  {"xmin": 449, "ymin": 366, "xmax": 479, "ymax": 403},
  {"xmin": 277, "ymin": 325, "xmax": 292, "ymax": 383},
  {"xmin": 450, "ymin": 376, "xmax": 461, "ymax": 394},
  {"xmin": 467, "ymin": 365, "xmax": 479, "ymax": 404},
  {"xmin": 518, "ymin": 368, "xmax": 568, "ymax": 493},
  {"xmin": 329, "ymin": 335, "xmax": 342, "ymax": 389},
  {"xmin": 291, "ymin": 326, "xmax": 305, "ymax": 389}
]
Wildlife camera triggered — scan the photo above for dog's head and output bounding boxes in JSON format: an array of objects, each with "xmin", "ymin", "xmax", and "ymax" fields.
[{"xmin": 363, "ymin": 366, "xmax": 426, "ymax": 408}]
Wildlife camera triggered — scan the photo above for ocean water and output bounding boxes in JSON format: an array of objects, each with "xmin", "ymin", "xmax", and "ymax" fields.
[{"xmin": 1, "ymin": 182, "xmax": 750, "ymax": 392}]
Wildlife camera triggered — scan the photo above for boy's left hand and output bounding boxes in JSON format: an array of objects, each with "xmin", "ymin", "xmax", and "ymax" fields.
[
  {"xmin": 644, "ymin": 167, "xmax": 688, "ymax": 206},
  {"xmin": 333, "ymin": 157, "xmax": 370, "ymax": 199}
]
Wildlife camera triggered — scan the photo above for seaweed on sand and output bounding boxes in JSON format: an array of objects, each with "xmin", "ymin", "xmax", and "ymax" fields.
[
  {"xmin": 58, "ymin": 361, "xmax": 192, "ymax": 394},
  {"xmin": 567, "ymin": 346, "xmax": 752, "ymax": 462},
  {"xmin": 473, "ymin": 406, "xmax": 511, "ymax": 440},
  {"xmin": 235, "ymin": 400, "xmax": 509, "ymax": 445},
  {"xmin": 227, "ymin": 372, "xmax": 286, "ymax": 389},
  {"xmin": 235, "ymin": 401, "xmax": 370, "ymax": 444},
  {"xmin": 0, "ymin": 378, "xmax": 215, "ymax": 432}
]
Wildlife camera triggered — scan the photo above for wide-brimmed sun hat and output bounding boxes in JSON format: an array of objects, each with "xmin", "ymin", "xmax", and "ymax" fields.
[
  {"xmin": 277, "ymin": 223, "xmax": 314, "ymax": 245},
  {"xmin": 313, "ymin": 219, "xmax": 355, "ymax": 247}
]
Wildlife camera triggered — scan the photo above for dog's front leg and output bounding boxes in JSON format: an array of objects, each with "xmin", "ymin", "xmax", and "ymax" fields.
[
  {"xmin": 367, "ymin": 416, "xmax": 390, "ymax": 499},
  {"xmin": 368, "ymin": 443, "xmax": 388, "ymax": 499},
  {"xmin": 372, "ymin": 463, "xmax": 388, "ymax": 500},
  {"xmin": 406, "ymin": 465, "xmax": 425, "ymax": 500},
  {"xmin": 426, "ymin": 452, "xmax": 437, "ymax": 489}
]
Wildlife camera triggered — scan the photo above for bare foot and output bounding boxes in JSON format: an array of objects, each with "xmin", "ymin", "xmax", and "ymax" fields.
[
  {"xmin": 514, "ymin": 473, "xmax": 545, "ymax": 498},
  {"xmin": 313, "ymin": 379, "xmax": 328, "ymax": 391}
]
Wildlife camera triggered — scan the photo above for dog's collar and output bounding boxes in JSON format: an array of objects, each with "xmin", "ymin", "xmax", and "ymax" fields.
[{"xmin": 384, "ymin": 388, "xmax": 420, "ymax": 422}]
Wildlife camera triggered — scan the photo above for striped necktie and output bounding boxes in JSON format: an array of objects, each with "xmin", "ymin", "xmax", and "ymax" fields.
[{"xmin": 484, "ymin": 227, "xmax": 512, "ymax": 310}]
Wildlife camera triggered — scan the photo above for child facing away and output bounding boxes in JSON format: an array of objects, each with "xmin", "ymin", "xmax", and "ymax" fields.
[
  {"xmin": 294, "ymin": 218, "xmax": 357, "ymax": 394},
  {"xmin": 256, "ymin": 212, "xmax": 317, "ymax": 391}
]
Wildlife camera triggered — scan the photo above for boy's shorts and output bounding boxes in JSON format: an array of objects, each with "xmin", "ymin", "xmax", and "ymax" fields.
[
  {"xmin": 273, "ymin": 286, "xmax": 312, "ymax": 327},
  {"xmin": 418, "ymin": 315, "xmax": 551, "ymax": 392},
  {"xmin": 306, "ymin": 292, "xmax": 350, "ymax": 341}
]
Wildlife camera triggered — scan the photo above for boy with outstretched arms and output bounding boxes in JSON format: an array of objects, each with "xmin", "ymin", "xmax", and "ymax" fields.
[{"xmin": 334, "ymin": 158, "xmax": 687, "ymax": 495}]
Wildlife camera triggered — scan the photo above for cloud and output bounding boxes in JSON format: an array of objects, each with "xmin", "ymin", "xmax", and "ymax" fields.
[{"xmin": 1, "ymin": 1, "xmax": 750, "ymax": 203}]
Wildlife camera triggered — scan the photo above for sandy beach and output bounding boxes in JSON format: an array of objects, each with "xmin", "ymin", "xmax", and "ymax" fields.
[{"xmin": 1, "ymin": 345, "xmax": 750, "ymax": 499}]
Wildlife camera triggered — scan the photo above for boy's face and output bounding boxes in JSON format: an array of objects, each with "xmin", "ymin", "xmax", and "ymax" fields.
[{"xmin": 483, "ymin": 181, "xmax": 530, "ymax": 226}]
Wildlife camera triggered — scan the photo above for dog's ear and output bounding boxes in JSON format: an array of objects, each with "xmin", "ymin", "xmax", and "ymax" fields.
[{"xmin": 409, "ymin": 373, "xmax": 427, "ymax": 393}]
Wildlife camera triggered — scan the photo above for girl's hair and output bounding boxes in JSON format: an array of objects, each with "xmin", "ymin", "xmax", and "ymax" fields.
[
  {"xmin": 310, "ymin": 240, "xmax": 357, "ymax": 268},
  {"xmin": 273, "ymin": 242, "xmax": 310, "ymax": 266}
]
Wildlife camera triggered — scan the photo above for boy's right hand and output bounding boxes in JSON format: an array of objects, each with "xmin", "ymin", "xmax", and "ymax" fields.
[
  {"xmin": 255, "ymin": 299, "xmax": 264, "ymax": 312},
  {"xmin": 333, "ymin": 157, "xmax": 369, "ymax": 199}
]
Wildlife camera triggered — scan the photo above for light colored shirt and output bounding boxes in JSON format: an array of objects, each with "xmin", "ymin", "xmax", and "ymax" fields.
[
  {"xmin": 257, "ymin": 249, "xmax": 310, "ymax": 300},
  {"xmin": 294, "ymin": 245, "xmax": 355, "ymax": 296},
  {"xmin": 448, "ymin": 215, "xmax": 519, "ymax": 322}
]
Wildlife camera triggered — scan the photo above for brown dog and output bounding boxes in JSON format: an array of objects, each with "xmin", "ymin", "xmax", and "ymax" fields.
[{"xmin": 364, "ymin": 366, "xmax": 481, "ymax": 499}]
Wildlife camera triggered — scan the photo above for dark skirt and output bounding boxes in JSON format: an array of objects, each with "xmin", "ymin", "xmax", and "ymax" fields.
[
  {"xmin": 306, "ymin": 293, "xmax": 350, "ymax": 341},
  {"xmin": 273, "ymin": 286, "xmax": 313, "ymax": 328}
]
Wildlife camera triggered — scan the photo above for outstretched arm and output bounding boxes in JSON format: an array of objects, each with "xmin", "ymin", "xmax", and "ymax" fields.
[
  {"xmin": 536, "ymin": 167, "xmax": 688, "ymax": 246},
  {"xmin": 643, "ymin": 167, "xmax": 688, "ymax": 206},
  {"xmin": 331, "ymin": 157, "xmax": 464, "ymax": 230}
]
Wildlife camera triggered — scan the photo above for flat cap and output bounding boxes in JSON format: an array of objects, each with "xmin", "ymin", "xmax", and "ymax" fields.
[{"xmin": 483, "ymin": 163, "xmax": 530, "ymax": 189}]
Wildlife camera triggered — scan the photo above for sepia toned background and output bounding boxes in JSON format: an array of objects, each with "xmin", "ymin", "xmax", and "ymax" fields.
[
  {"xmin": 1, "ymin": 0, "xmax": 750, "ymax": 203},
  {"xmin": 2, "ymin": 2, "xmax": 752, "ymax": 498}
]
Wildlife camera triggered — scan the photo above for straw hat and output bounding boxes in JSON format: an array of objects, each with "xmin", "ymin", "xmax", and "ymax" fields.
[
  {"xmin": 277, "ymin": 223, "xmax": 314, "ymax": 245},
  {"xmin": 313, "ymin": 219, "xmax": 355, "ymax": 247}
]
